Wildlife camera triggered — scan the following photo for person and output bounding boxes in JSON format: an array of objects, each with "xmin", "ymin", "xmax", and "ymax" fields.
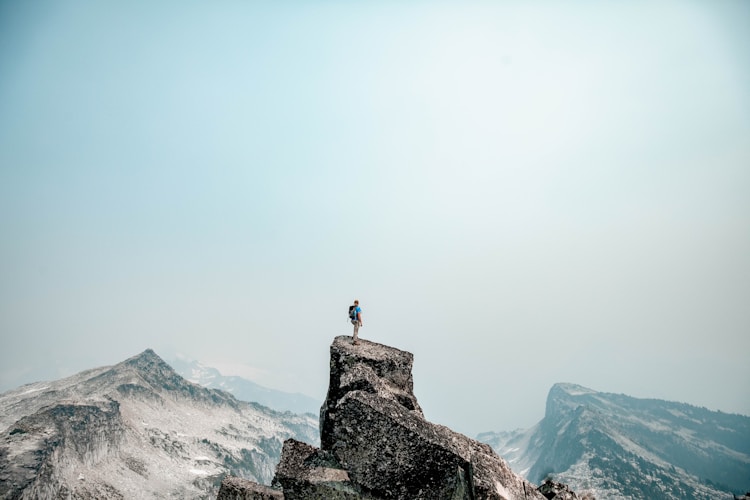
[{"xmin": 351, "ymin": 299, "xmax": 362, "ymax": 345}]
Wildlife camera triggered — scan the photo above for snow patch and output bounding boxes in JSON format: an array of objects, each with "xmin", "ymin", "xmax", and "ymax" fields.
[
  {"xmin": 559, "ymin": 384, "xmax": 596, "ymax": 396},
  {"xmin": 20, "ymin": 386, "xmax": 48, "ymax": 396}
]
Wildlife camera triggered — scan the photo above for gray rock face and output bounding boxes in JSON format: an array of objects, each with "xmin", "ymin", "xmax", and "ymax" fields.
[
  {"xmin": 319, "ymin": 336, "xmax": 423, "ymax": 452},
  {"xmin": 272, "ymin": 438, "xmax": 362, "ymax": 499},
  {"xmin": 263, "ymin": 336, "xmax": 553, "ymax": 500},
  {"xmin": 1, "ymin": 399, "xmax": 125, "ymax": 499}
]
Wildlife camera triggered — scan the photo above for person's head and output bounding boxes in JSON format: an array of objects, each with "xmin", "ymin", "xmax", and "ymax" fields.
[{"xmin": 354, "ymin": 300, "xmax": 359, "ymax": 305}]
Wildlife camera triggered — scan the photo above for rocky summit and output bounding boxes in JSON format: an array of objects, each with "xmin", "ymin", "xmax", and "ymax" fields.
[{"xmin": 219, "ymin": 336, "xmax": 568, "ymax": 500}]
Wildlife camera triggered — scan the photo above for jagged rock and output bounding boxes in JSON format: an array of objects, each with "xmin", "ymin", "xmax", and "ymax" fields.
[
  {"xmin": 252, "ymin": 336, "xmax": 553, "ymax": 500},
  {"xmin": 217, "ymin": 475, "xmax": 284, "ymax": 499},
  {"xmin": 319, "ymin": 335, "xmax": 423, "ymax": 451},
  {"xmin": 222, "ymin": 336, "xmax": 580, "ymax": 499},
  {"xmin": 538, "ymin": 478, "xmax": 579, "ymax": 499},
  {"xmin": 272, "ymin": 438, "xmax": 364, "ymax": 499}
]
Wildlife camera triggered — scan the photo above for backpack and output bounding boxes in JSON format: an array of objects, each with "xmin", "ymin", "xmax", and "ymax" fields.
[{"xmin": 348, "ymin": 305, "xmax": 357, "ymax": 321}]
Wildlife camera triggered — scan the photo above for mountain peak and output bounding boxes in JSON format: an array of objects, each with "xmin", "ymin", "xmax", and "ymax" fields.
[
  {"xmin": 116, "ymin": 348, "xmax": 183, "ymax": 384},
  {"xmin": 111, "ymin": 349, "xmax": 242, "ymax": 407},
  {"xmin": 112, "ymin": 349, "xmax": 180, "ymax": 390},
  {"xmin": 0, "ymin": 349, "xmax": 319, "ymax": 499},
  {"xmin": 121, "ymin": 348, "xmax": 168, "ymax": 370},
  {"xmin": 550, "ymin": 383, "xmax": 597, "ymax": 397},
  {"xmin": 545, "ymin": 383, "xmax": 600, "ymax": 420}
]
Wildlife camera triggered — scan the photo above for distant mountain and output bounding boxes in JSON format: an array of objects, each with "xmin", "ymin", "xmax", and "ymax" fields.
[
  {"xmin": 169, "ymin": 356, "xmax": 320, "ymax": 416},
  {"xmin": 478, "ymin": 383, "xmax": 750, "ymax": 500},
  {"xmin": 0, "ymin": 349, "xmax": 318, "ymax": 499}
]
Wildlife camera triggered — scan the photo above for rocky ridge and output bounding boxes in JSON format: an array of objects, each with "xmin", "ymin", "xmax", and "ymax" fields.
[
  {"xmin": 218, "ymin": 336, "xmax": 573, "ymax": 500},
  {"xmin": 0, "ymin": 349, "xmax": 318, "ymax": 499},
  {"xmin": 479, "ymin": 383, "xmax": 750, "ymax": 499}
]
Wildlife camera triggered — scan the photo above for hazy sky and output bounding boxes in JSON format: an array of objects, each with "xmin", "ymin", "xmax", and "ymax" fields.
[{"xmin": 1, "ymin": 0, "xmax": 748, "ymax": 436}]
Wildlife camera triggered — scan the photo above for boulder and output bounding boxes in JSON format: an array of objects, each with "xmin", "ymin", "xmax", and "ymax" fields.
[
  {"xmin": 272, "ymin": 438, "xmax": 366, "ymax": 499},
  {"xmin": 538, "ymin": 478, "xmax": 579, "ymax": 499}
]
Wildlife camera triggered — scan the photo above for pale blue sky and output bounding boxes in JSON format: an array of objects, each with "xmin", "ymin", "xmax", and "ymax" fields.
[{"xmin": 1, "ymin": 0, "xmax": 748, "ymax": 435}]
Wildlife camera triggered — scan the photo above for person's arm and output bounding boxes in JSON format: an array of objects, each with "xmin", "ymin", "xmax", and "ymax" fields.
[{"xmin": 357, "ymin": 310, "xmax": 362, "ymax": 325}]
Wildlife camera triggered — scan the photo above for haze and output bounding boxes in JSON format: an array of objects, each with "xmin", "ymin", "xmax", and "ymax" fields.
[{"xmin": 1, "ymin": 0, "xmax": 748, "ymax": 436}]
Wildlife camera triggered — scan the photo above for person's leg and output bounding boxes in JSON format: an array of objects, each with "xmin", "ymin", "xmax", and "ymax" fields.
[{"xmin": 352, "ymin": 320, "xmax": 360, "ymax": 344}]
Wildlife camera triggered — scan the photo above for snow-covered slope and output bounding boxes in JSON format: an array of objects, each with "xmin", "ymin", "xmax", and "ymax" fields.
[
  {"xmin": 479, "ymin": 383, "xmax": 750, "ymax": 500},
  {"xmin": 169, "ymin": 356, "xmax": 320, "ymax": 416},
  {"xmin": 0, "ymin": 349, "xmax": 318, "ymax": 499}
]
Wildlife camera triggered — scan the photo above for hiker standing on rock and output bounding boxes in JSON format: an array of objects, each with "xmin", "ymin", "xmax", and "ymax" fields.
[{"xmin": 349, "ymin": 300, "xmax": 362, "ymax": 345}]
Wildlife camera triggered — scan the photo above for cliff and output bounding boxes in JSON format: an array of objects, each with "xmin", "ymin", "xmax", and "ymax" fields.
[{"xmin": 219, "ymin": 336, "xmax": 570, "ymax": 500}]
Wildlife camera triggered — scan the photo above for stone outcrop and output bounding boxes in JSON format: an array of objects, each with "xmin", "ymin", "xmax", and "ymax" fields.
[
  {"xmin": 272, "ymin": 438, "xmax": 363, "ymax": 499},
  {"xmin": 537, "ymin": 479, "xmax": 580, "ymax": 500},
  {"xmin": 222, "ymin": 336, "xmax": 567, "ymax": 499},
  {"xmin": 216, "ymin": 476, "xmax": 284, "ymax": 499}
]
